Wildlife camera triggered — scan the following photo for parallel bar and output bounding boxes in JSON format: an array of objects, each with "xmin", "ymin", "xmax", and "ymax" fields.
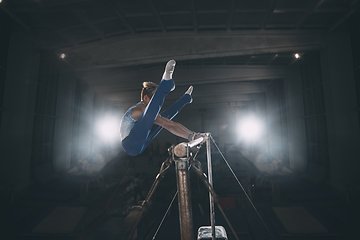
[{"xmin": 206, "ymin": 134, "xmax": 215, "ymax": 240}]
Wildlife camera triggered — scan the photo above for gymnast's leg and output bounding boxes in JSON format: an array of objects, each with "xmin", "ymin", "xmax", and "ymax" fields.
[
  {"xmin": 122, "ymin": 61, "xmax": 176, "ymax": 156},
  {"xmin": 145, "ymin": 86, "xmax": 193, "ymax": 146}
]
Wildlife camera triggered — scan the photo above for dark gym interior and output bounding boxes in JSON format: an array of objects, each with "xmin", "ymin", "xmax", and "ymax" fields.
[{"xmin": 0, "ymin": 0, "xmax": 360, "ymax": 239}]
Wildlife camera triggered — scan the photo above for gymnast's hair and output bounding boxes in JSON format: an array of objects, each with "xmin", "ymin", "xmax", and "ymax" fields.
[{"xmin": 141, "ymin": 81, "xmax": 158, "ymax": 101}]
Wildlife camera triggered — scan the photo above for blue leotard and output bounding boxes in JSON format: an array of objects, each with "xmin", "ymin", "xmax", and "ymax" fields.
[{"xmin": 120, "ymin": 79, "xmax": 192, "ymax": 156}]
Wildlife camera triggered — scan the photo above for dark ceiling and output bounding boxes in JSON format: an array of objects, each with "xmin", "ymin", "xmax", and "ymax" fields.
[
  {"xmin": 2, "ymin": 0, "xmax": 358, "ymax": 47},
  {"xmin": 1, "ymin": 0, "xmax": 359, "ymax": 103},
  {"xmin": 1, "ymin": 0, "xmax": 359, "ymax": 68}
]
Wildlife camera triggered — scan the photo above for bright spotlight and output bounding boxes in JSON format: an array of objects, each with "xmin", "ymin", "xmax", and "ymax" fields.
[
  {"xmin": 237, "ymin": 116, "xmax": 263, "ymax": 142},
  {"xmin": 295, "ymin": 53, "xmax": 300, "ymax": 59},
  {"xmin": 96, "ymin": 116, "xmax": 119, "ymax": 142},
  {"xmin": 60, "ymin": 53, "xmax": 66, "ymax": 59}
]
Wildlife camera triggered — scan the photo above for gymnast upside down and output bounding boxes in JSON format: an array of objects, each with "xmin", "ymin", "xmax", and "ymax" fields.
[{"xmin": 119, "ymin": 60, "xmax": 205, "ymax": 156}]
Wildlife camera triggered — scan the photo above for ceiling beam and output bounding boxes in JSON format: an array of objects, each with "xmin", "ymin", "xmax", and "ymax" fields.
[
  {"xmin": 198, "ymin": 24, "xmax": 226, "ymax": 29},
  {"xmin": 79, "ymin": 65, "xmax": 282, "ymax": 95},
  {"xmin": 106, "ymin": 96, "xmax": 253, "ymax": 107},
  {"xmin": 106, "ymin": 0, "xmax": 134, "ymax": 34},
  {"xmin": 146, "ymin": 0, "xmax": 165, "ymax": 32},
  {"xmin": 166, "ymin": 26, "xmax": 194, "ymax": 31},
  {"xmin": 134, "ymin": 27, "xmax": 160, "ymax": 32},
  {"xmin": 261, "ymin": 0, "xmax": 280, "ymax": 29},
  {"xmin": 61, "ymin": 31, "xmax": 324, "ymax": 69},
  {"xmin": 125, "ymin": 96, "xmax": 255, "ymax": 106},
  {"xmin": 178, "ymin": 101, "xmax": 250, "ymax": 110},
  {"xmin": 124, "ymin": 12, "xmax": 153, "ymax": 17},
  {"xmin": 235, "ymin": 9, "xmax": 267, "ymax": 13},
  {"xmin": 68, "ymin": 7, "xmax": 105, "ymax": 40},
  {"xmin": 327, "ymin": 0, "xmax": 360, "ymax": 33},
  {"xmin": 33, "ymin": 0, "xmax": 94, "ymax": 9},
  {"xmin": 315, "ymin": 8, "xmax": 347, "ymax": 13},
  {"xmin": 267, "ymin": 53, "xmax": 278, "ymax": 65},
  {"xmin": 0, "ymin": 4, "xmax": 33, "ymax": 33},
  {"xmin": 245, "ymin": 56, "xmax": 253, "ymax": 65},
  {"xmin": 160, "ymin": 11, "xmax": 191, "ymax": 15},
  {"xmin": 32, "ymin": 1, "xmax": 78, "ymax": 46},
  {"xmin": 232, "ymin": 24, "xmax": 261, "ymax": 29},
  {"xmin": 189, "ymin": 0, "xmax": 198, "ymax": 32},
  {"xmin": 9, "ymin": 0, "xmax": 91, "ymax": 11},
  {"xmin": 197, "ymin": 10, "xmax": 227, "ymax": 14},
  {"xmin": 50, "ymin": 26, "xmax": 78, "ymax": 46},
  {"xmin": 295, "ymin": 0, "xmax": 326, "ymax": 29},
  {"xmin": 92, "ymin": 16, "xmax": 118, "ymax": 24},
  {"xmin": 227, "ymin": 0, "xmax": 236, "ymax": 30},
  {"xmin": 265, "ymin": 24, "xmax": 294, "ymax": 28},
  {"xmin": 274, "ymin": 8, "xmax": 307, "ymax": 13}
]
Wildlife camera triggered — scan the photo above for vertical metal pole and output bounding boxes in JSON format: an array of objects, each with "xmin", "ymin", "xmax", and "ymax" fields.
[
  {"xmin": 206, "ymin": 134, "xmax": 216, "ymax": 240},
  {"xmin": 175, "ymin": 158, "xmax": 194, "ymax": 240}
]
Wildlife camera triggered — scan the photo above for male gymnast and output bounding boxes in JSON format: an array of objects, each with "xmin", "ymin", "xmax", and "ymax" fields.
[{"xmin": 120, "ymin": 60, "xmax": 204, "ymax": 156}]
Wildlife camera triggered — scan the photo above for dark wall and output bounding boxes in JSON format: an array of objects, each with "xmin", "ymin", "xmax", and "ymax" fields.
[
  {"xmin": 284, "ymin": 66, "xmax": 307, "ymax": 173},
  {"xmin": 349, "ymin": 11, "xmax": 360, "ymax": 129},
  {"xmin": 0, "ymin": 14, "xmax": 77, "ymax": 192},
  {"xmin": 320, "ymin": 30, "xmax": 360, "ymax": 192},
  {"xmin": 31, "ymin": 53, "xmax": 60, "ymax": 170},
  {"xmin": 301, "ymin": 52, "xmax": 329, "ymax": 170},
  {"xmin": 0, "ymin": 27, "xmax": 40, "ymax": 192},
  {"xmin": 0, "ymin": 9, "xmax": 11, "ymax": 130},
  {"xmin": 30, "ymin": 51, "xmax": 77, "ymax": 182},
  {"xmin": 347, "ymin": 11, "xmax": 360, "ymax": 198},
  {"xmin": 285, "ymin": 29, "xmax": 360, "ymax": 192}
]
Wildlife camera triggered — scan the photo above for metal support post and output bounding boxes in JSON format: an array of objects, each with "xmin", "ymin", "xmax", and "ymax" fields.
[
  {"xmin": 175, "ymin": 158, "xmax": 194, "ymax": 240},
  {"xmin": 206, "ymin": 133, "xmax": 215, "ymax": 240}
]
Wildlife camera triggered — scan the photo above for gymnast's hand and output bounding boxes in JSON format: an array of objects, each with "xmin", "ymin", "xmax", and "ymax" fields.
[
  {"xmin": 189, "ymin": 132, "xmax": 207, "ymax": 145},
  {"xmin": 197, "ymin": 133, "xmax": 207, "ymax": 144}
]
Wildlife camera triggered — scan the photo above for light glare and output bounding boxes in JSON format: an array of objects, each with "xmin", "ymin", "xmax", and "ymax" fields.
[
  {"xmin": 237, "ymin": 116, "xmax": 263, "ymax": 142},
  {"xmin": 295, "ymin": 53, "xmax": 300, "ymax": 59},
  {"xmin": 60, "ymin": 53, "xmax": 66, "ymax": 59},
  {"xmin": 97, "ymin": 116, "xmax": 119, "ymax": 142}
]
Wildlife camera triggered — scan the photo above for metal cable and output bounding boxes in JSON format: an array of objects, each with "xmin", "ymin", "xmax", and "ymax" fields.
[
  {"xmin": 210, "ymin": 135, "xmax": 275, "ymax": 240},
  {"xmin": 193, "ymin": 144, "xmax": 202, "ymax": 159},
  {"xmin": 104, "ymin": 165, "xmax": 132, "ymax": 212},
  {"xmin": 152, "ymin": 190, "xmax": 178, "ymax": 240},
  {"xmin": 152, "ymin": 163, "xmax": 192, "ymax": 240}
]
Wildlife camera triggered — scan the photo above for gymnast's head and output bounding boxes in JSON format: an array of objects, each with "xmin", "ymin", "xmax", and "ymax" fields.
[{"xmin": 141, "ymin": 81, "xmax": 158, "ymax": 104}]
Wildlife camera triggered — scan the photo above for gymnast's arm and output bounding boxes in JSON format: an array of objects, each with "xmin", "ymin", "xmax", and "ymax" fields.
[
  {"xmin": 131, "ymin": 105, "xmax": 203, "ymax": 141},
  {"xmin": 154, "ymin": 115, "xmax": 192, "ymax": 140}
]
